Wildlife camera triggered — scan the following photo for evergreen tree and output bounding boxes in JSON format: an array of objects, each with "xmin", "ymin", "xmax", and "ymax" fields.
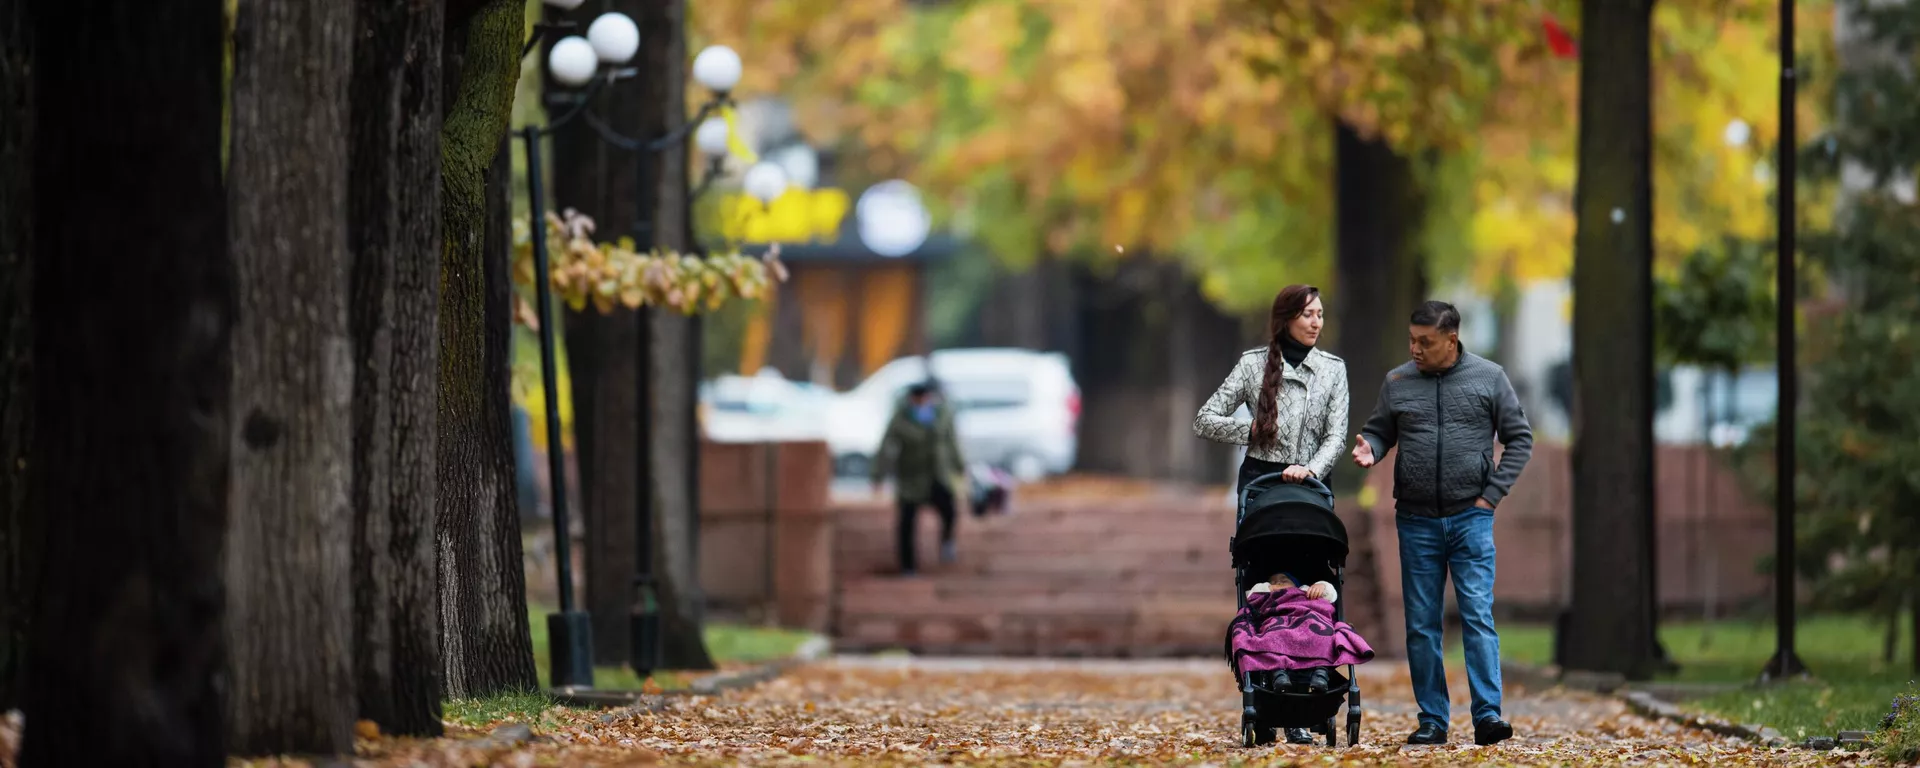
[{"xmin": 1784, "ymin": 0, "xmax": 1920, "ymax": 673}]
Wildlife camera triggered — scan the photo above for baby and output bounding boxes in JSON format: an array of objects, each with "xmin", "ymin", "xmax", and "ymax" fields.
[
  {"xmin": 1243, "ymin": 572, "xmax": 1340, "ymax": 694},
  {"xmin": 1245, "ymin": 572, "xmax": 1338, "ymax": 604}
]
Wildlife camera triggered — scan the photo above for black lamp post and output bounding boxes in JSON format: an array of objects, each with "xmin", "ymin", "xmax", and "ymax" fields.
[
  {"xmin": 1760, "ymin": 0, "xmax": 1807, "ymax": 682},
  {"xmin": 525, "ymin": 9, "xmax": 753, "ymax": 681}
]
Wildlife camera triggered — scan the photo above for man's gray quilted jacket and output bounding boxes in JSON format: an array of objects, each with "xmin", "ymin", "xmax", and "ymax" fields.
[{"xmin": 1359, "ymin": 351, "xmax": 1534, "ymax": 517}]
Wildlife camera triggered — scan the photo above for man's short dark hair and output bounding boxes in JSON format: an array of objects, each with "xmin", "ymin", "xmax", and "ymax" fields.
[{"xmin": 1410, "ymin": 300, "xmax": 1461, "ymax": 333}]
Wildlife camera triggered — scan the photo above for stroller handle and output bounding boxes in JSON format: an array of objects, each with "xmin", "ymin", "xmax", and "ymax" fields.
[{"xmin": 1238, "ymin": 471, "xmax": 1335, "ymax": 519}]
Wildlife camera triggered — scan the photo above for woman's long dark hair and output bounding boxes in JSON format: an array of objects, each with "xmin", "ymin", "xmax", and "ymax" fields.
[{"xmin": 1250, "ymin": 284, "xmax": 1319, "ymax": 453}]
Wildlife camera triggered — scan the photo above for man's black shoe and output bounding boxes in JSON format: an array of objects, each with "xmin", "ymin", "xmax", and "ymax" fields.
[
  {"xmin": 1305, "ymin": 667, "xmax": 1330, "ymax": 694},
  {"xmin": 1285, "ymin": 727, "xmax": 1316, "ymax": 745},
  {"xmin": 1474, "ymin": 717, "xmax": 1514, "ymax": 746},
  {"xmin": 1406, "ymin": 723, "xmax": 1448, "ymax": 745}
]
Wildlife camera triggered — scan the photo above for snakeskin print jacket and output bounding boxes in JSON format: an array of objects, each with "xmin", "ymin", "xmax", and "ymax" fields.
[{"xmin": 1193, "ymin": 346, "xmax": 1350, "ymax": 479}]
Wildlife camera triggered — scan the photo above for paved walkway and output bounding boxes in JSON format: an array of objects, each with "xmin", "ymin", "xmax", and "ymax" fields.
[{"xmin": 525, "ymin": 656, "xmax": 1867, "ymax": 765}]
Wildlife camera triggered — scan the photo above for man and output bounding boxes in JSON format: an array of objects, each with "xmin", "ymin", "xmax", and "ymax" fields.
[
  {"xmin": 871, "ymin": 381, "xmax": 967, "ymax": 576},
  {"xmin": 1350, "ymin": 301, "xmax": 1533, "ymax": 746}
]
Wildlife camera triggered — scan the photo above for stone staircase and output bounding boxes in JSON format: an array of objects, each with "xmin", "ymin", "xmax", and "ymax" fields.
[{"xmin": 830, "ymin": 481, "xmax": 1250, "ymax": 657}]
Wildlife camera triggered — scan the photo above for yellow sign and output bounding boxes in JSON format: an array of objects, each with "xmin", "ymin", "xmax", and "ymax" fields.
[{"xmin": 717, "ymin": 187, "xmax": 852, "ymax": 245}]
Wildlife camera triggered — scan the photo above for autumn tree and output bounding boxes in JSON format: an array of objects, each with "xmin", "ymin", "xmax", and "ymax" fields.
[
  {"xmin": 1562, "ymin": 0, "xmax": 1664, "ymax": 680},
  {"xmin": 1789, "ymin": 0, "xmax": 1920, "ymax": 673},
  {"xmin": 224, "ymin": 0, "xmax": 357, "ymax": 752},
  {"xmin": 20, "ymin": 0, "xmax": 234, "ymax": 762},
  {"xmin": 437, "ymin": 0, "xmax": 540, "ymax": 697},
  {"xmin": 347, "ymin": 0, "xmax": 448, "ymax": 736},
  {"xmin": 0, "ymin": 0, "xmax": 33, "ymax": 715}
]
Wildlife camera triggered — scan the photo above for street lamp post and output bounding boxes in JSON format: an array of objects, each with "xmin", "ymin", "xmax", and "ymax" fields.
[
  {"xmin": 1761, "ymin": 0, "xmax": 1807, "ymax": 682},
  {"xmin": 518, "ymin": 0, "xmax": 748, "ymax": 688}
]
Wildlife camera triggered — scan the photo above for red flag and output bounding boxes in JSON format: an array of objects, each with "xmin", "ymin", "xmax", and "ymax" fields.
[{"xmin": 1542, "ymin": 14, "xmax": 1579, "ymax": 59}]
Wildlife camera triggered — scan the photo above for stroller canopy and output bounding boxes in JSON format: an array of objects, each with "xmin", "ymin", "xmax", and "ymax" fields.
[{"xmin": 1233, "ymin": 481, "xmax": 1349, "ymax": 574}]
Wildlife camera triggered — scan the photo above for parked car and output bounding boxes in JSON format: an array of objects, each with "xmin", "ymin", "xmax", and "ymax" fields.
[
  {"xmin": 826, "ymin": 348, "xmax": 1080, "ymax": 482},
  {"xmin": 1653, "ymin": 365, "xmax": 1778, "ymax": 447},
  {"xmin": 698, "ymin": 369, "xmax": 835, "ymax": 443}
]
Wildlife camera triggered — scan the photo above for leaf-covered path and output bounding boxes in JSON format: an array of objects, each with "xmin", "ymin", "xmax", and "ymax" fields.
[{"xmin": 354, "ymin": 656, "xmax": 1881, "ymax": 766}]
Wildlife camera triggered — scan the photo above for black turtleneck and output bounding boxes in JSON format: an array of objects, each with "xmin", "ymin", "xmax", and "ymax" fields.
[{"xmin": 1279, "ymin": 332, "xmax": 1313, "ymax": 368}]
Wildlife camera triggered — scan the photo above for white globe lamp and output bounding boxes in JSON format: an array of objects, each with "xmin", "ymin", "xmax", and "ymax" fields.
[
  {"xmin": 694, "ymin": 118, "xmax": 731, "ymax": 158},
  {"xmin": 586, "ymin": 13, "xmax": 640, "ymax": 64},
  {"xmin": 692, "ymin": 45, "xmax": 743, "ymax": 93},
  {"xmin": 548, "ymin": 37, "xmax": 599, "ymax": 87},
  {"xmin": 856, "ymin": 180, "xmax": 932, "ymax": 258},
  {"xmin": 743, "ymin": 162, "xmax": 789, "ymax": 203}
]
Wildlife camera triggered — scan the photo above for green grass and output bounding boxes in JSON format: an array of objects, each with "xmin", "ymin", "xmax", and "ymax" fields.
[
  {"xmin": 442, "ymin": 690, "xmax": 568, "ymax": 731},
  {"xmin": 1469, "ymin": 613, "xmax": 1917, "ymax": 739}
]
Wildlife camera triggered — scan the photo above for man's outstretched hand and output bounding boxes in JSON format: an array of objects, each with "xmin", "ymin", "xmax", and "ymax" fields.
[{"xmin": 1351, "ymin": 434, "xmax": 1376, "ymax": 468}]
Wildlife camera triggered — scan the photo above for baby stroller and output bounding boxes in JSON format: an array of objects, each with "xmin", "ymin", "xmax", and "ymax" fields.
[{"xmin": 1227, "ymin": 473, "xmax": 1363, "ymax": 748}]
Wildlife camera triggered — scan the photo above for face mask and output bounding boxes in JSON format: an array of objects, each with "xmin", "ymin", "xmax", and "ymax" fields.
[{"xmin": 912, "ymin": 403, "xmax": 936, "ymax": 425}]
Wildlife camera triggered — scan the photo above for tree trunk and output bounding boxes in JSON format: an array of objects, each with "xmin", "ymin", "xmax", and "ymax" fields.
[
  {"xmin": 548, "ymin": 0, "xmax": 647, "ymax": 668},
  {"xmin": 20, "ymin": 0, "xmax": 232, "ymax": 762},
  {"xmin": 1332, "ymin": 122, "xmax": 1429, "ymax": 498},
  {"xmin": 437, "ymin": 0, "xmax": 538, "ymax": 697},
  {"xmin": 0, "ymin": 0, "xmax": 35, "ymax": 715},
  {"xmin": 637, "ymin": 0, "xmax": 715, "ymax": 671},
  {"xmin": 348, "ymin": 0, "xmax": 446, "ymax": 736},
  {"xmin": 1564, "ymin": 0, "xmax": 1663, "ymax": 679},
  {"xmin": 224, "ymin": 0, "xmax": 356, "ymax": 754}
]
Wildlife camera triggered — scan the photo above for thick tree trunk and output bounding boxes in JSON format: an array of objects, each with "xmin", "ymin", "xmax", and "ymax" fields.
[
  {"xmin": 1564, "ymin": 0, "xmax": 1663, "ymax": 679},
  {"xmin": 1332, "ymin": 122, "xmax": 1429, "ymax": 497},
  {"xmin": 548, "ymin": 0, "xmax": 647, "ymax": 667},
  {"xmin": 437, "ymin": 0, "xmax": 538, "ymax": 697},
  {"xmin": 348, "ymin": 0, "xmax": 446, "ymax": 736},
  {"xmin": 225, "ymin": 0, "xmax": 356, "ymax": 754},
  {"xmin": 636, "ymin": 0, "xmax": 715, "ymax": 671},
  {"xmin": 1073, "ymin": 260, "xmax": 1242, "ymax": 484},
  {"xmin": 0, "ymin": 0, "xmax": 35, "ymax": 715},
  {"xmin": 20, "ymin": 0, "xmax": 232, "ymax": 762}
]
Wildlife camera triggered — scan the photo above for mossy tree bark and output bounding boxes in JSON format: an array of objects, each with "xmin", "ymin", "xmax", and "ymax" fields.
[
  {"xmin": 1564, "ymin": 0, "xmax": 1664, "ymax": 680},
  {"xmin": 348, "ymin": 0, "xmax": 447, "ymax": 736},
  {"xmin": 224, "ymin": 0, "xmax": 357, "ymax": 754},
  {"xmin": 20, "ymin": 0, "xmax": 233, "ymax": 762},
  {"xmin": 437, "ymin": 0, "xmax": 539, "ymax": 697}
]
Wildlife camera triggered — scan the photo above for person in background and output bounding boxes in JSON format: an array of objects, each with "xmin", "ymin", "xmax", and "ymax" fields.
[{"xmin": 871, "ymin": 380, "xmax": 968, "ymax": 576}]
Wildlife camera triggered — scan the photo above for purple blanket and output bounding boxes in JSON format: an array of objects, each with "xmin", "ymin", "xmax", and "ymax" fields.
[{"xmin": 1228, "ymin": 588, "xmax": 1376, "ymax": 672}]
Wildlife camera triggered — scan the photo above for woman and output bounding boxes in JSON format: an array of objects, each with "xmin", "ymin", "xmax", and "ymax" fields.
[
  {"xmin": 1195, "ymin": 284, "xmax": 1348, "ymax": 745},
  {"xmin": 1194, "ymin": 284, "xmax": 1349, "ymax": 502}
]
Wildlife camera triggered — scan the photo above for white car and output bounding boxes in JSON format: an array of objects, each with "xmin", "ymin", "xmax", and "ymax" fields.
[
  {"xmin": 698, "ymin": 369, "xmax": 835, "ymax": 443},
  {"xmin": 827, "ymin": 348, "xmax": 1080, "ymax": 482}
]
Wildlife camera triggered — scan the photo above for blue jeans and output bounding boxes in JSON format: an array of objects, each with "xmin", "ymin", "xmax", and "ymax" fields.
[{"xmin": 1397, "ymin": 506, "xmax": 1501, "ymax": 729}]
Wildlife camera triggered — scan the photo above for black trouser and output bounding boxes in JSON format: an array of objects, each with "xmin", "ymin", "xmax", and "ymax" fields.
[{"xmin": 897, "ymin": 482, "xmax": 957, "ymax": 572}]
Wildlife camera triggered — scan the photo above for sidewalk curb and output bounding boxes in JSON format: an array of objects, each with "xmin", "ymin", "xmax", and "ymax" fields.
[
  {"xmin": 1619, "ymin": 690, "xmax": 1790, "ymax": 748},
  {"xmin": 1503, "ymin": 661, "xmax": 1790, "ymax": 748}
]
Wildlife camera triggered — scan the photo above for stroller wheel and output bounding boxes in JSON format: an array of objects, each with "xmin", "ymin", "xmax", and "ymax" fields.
[
  {"xmin": 1347, "ymin": 720, "xmax": 1361, "ymax": 747},
  {"xmin": 1241, "ymin": 723, "xmax": 1258, "ymax": 748},
  {"xmin": 1324, "ymin": 718, "xmax": 1337, "ymax": 747}
]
